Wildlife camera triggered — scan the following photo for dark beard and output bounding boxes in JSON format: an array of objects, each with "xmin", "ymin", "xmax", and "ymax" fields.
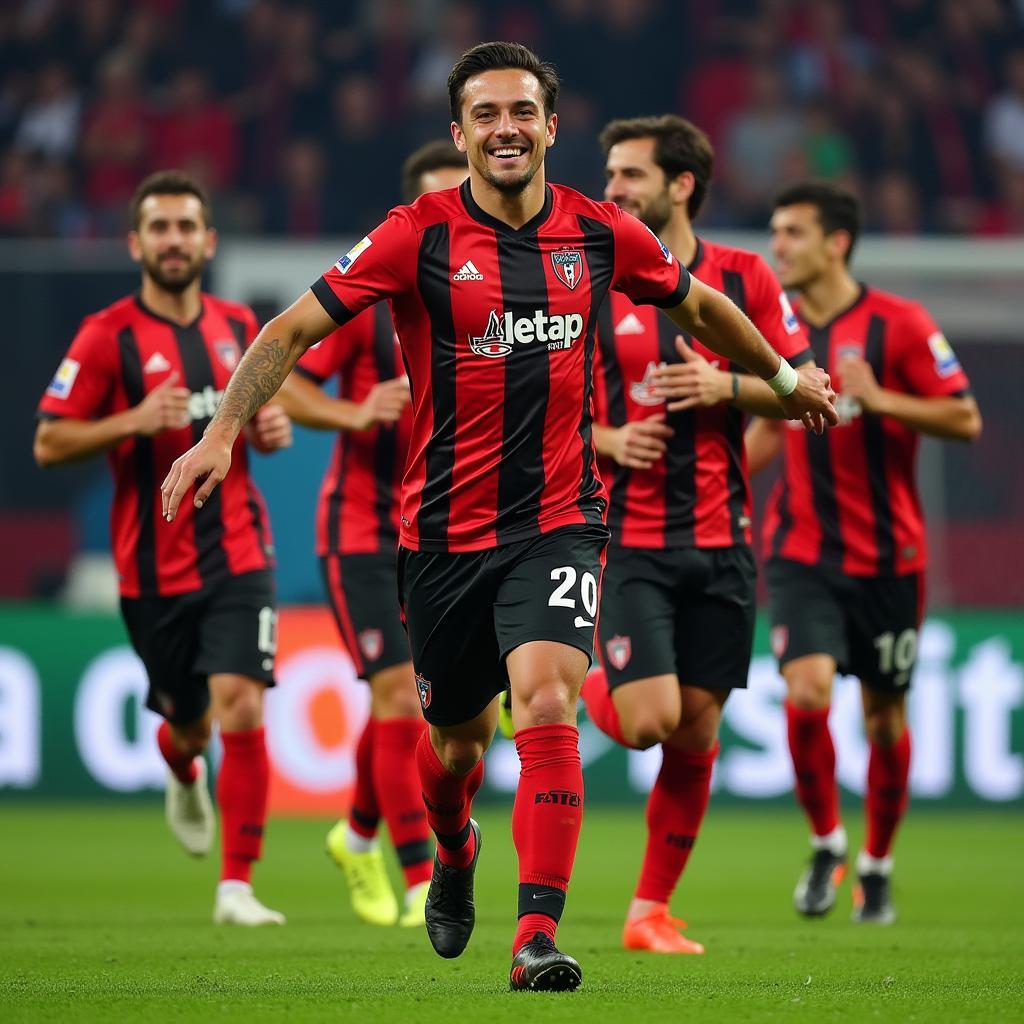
[
  {"xmin": 637, "ymin": 192, "xmax": 672, "ymax": 235},
  {"xmin": 143, "ymin": 255, "xmax": 204, "ymax": 293}
]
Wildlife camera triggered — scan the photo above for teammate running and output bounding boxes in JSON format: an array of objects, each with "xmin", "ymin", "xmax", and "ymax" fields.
[
  {"xmin": 34, "ymin": 171, "xmax": 291, "ymax": 925},
  {"xmin": 747, "ymin": 182, "xmax": 981, "ymax": 924},
  {"xmin": 580, "ymin": 115, "xmax": 813, "ymax": 954},
  {"xmin": 274, "ymin": 140, "xmax": 467, "ymax": 929},
  {"xmin": 160, "ymin": 43, "xmax": 837, "ymax": 990}
]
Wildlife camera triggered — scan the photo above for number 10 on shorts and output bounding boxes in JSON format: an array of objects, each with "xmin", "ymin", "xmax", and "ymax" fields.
[{"xmin": 548, "ymin": 566, "xmax": 599, "ymax": 628}]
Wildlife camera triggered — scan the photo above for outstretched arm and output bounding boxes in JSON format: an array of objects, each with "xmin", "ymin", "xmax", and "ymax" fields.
[{"xmin": 161, "ymin": 290, "xmax": 335, "ymax": 520}]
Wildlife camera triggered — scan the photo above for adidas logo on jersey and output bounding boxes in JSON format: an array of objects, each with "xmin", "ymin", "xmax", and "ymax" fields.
[
  {"xmin": 614, "ymin": 312, "xmax": 645, "ymax": 335},
  {"xmin": 469, "ymin": 309, "xmax": 585, "ymax": 358},
  {"xmin": 453, "ymin": 260, "xmax": 484, "ymax": 281},
  {"xmin": 144, "ymin": 352, "xmax": 172, "ymax": 374}
]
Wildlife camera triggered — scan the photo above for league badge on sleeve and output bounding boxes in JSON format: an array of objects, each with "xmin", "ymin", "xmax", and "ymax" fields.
[
  {"xmin": 643, "ymin": 224, "xmax": 673, "ymax": 263},
  {"xmin": 778, "ymin": 292, "xmax": 801, "ymax": 335},
  {"xmin": 45, "ymin": 357, "xmax": 80, "ymax": 399},
  {"xmin": 335, "ymin": 236, "xmax": 372, "ymax": 275},
  {"xmin": 551, "ymin": 249, "xmax": 584, "ymax": 290},
  {"xmin": 927, "ymin": 332, "xmax": 962, "ymax": 378}
]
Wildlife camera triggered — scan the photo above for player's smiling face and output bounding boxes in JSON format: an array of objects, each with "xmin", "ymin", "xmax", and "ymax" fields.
[
  {"xmin": 452, "ymin": 69, "xmax": 555, "ymax": 194},
  {"xmin": 129, "ymin": 193, "xmax": 216, "ymax": 294},
  {"xmin": 770, "ymin": 203, "xmax": 831, "ymax": 290},
  {"xmin": 604, "ymin": 137, "xmax": 673, "ymax": 234}
]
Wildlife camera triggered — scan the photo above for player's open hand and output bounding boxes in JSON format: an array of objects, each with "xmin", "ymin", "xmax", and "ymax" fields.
[
  {"xmin": 609, "ymin": 414, "xmax": 674, "ymax": 470},
  {"xmin": 778, "ymin": 365, "xmax": 839, "ymax": 434},
  {"xmin": 133, "ymin": 371, "xmax": 191, "ymax": 436},
  {"xmin": 837, "ymin": 357, "xmax": 882, "ymax": 412},
  {"xmin": 247, "ymin": 403, "xmax": 293, "ymax": 453},
  {"xmin": 161, "ymin": 434, "xmax": 233, "ymax": 521},
  {"xmin": 650, "ymin": 336, "xmax": 731, "ymax": 411},
  {"xmin": 355, "ymin": 375, "xmax": 410, "ymax": 430}
]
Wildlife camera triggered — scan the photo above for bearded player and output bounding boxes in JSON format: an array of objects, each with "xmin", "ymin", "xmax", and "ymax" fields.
[
  {"xmin": 161, "ymin": 43, "xmax": 836, "ymax": 989},
  {"xmin": 747, "ymin": 182, "xmax": 981, "ymax": 924},
  {"xmin": 35, "ymin": 171, "xmax": 292, "ymax": 925},
  {"xmin": 274, "ymin": 141, "xmax": 467, "ymax": 929}
]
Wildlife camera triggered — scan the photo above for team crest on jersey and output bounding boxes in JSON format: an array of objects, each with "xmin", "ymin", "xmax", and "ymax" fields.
[
  {"xmin": 214, "ymin": 339, "xmax": 240, "ymax": 370},
  {"xmin": 551, "ymin": 249, "xmax": 584, "ymax": 290},
  {"xmin": 629, "ymin": 361, "xmax": 664, "ymax": 407},
  {"xmin": 770, "ymin": 625, "xmax": 789, "ymax": 659},
  {"xmin": 358, "ymin": 629, "xmax": 383, "ymax": 663},
  {"xmin": 606, "ymin": 635, "xmax": 632, "ymax": 671},
  {"xmin": 416, "ymin": 673, "xmax": 432, "ymax": 710}
]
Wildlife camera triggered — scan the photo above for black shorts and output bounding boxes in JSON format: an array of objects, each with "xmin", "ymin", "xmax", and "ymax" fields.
[
  {"xmin": 598, "ymin": 544, "xmax": 756, "ymax": 692},
  {"xmin": 120, "ymin": 569, "xmax": 277, "ymax": 726},
  {"xmin": 397, "ymin": 524, "xmax": 610, "ymax": 727},
  {"xmin": 766, "ymin": 557, "xmax": 925, "ymax": 692},
  {"xmin": 320, "ymin": 551, "xmax": 410, "ymax": 679}
]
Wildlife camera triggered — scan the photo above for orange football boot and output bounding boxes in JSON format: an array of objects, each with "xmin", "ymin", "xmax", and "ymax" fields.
[{"xmin": 622, "ymin": 907, "xmax": 705, "ymax": 954}]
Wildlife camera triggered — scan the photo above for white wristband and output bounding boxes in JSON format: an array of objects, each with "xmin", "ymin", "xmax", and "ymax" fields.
[{"xmin": 766, "ymin": 358, "xmax": 798, "ymax": 397}]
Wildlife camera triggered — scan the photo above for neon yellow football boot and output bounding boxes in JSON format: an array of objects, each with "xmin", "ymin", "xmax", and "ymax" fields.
[
  {"xmin": 497, "ymin": 686, "xmax": 515, "ymax": 740},
  {"xmin": 398, "ymin": 880, "xmax": 429, "ymax": 928},
  {"xmin": 326, "ymin": 820, "xmax": 399, "ymax": 926}
]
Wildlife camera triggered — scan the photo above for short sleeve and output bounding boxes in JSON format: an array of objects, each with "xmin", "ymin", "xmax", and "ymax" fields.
[
  {"xmin": 311, "ymin": 208, "xmax": 418, "ymax": 326},
  {"xmin": 745, "ymin": 255, "xmax": 813, "ymax": 365},
  {"xmin": 610, "ymin": 206, "xmax": 690, "ymax": 308},
  {"xmin": 295, "ymin": 316, "xmax": 366, "ymax": 383},
  {"xmin": 37, "ymin": 318, "xmax": 118, "ymax": 420},
  {"xmin": 895, "ymin": 305, "xmax": 970, "ymax": 397}
]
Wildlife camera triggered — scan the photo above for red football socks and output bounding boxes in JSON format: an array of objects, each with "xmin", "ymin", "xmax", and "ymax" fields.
[
  {"xmin": 865, "ymin": 727, "xmax": 912, "ymax": 859},
  {"xmin": 786, "ymin": 701, "xmax": 841, "ymax": 837},
  {"xmin": 635, "ymin": 742, "xmax": 718, "ymax": 903},
  {"xmin": 349, "ymin": 718, "xmax": 380, "ymax": 840},
  {"xmin": 416, "ymin": 729, "xmax": 482, "ymax": 869},
  {"xmin": 376, "ymin": 717, "xmax": 432, "ymax": 887},
  {"xmin": 581, "ymin": 668, "xmax": 633, "ymax": 748},
  {"xmin": 157, "ymin": 720, "xmax": 198, "ymax": 785},
  {"xmin": 218, "ymin": 727, "xmax": 269, "ymax": 884},
  {"xmin": 511, "ymin": 724, "xmax": 584, "ymax": 955}
]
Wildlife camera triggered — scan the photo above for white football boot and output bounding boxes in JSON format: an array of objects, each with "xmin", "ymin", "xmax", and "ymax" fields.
[
  {"xmin": 213, "ymin": 881, "xmax": 286, "ymax": 926},
  {"xmin": 165, "ymin": 757, "xmax": 215, "ymax": 857}
]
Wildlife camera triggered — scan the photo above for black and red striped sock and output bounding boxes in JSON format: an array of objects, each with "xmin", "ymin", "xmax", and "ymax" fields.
[
  {"xmin": 865, "ymin": 727, "xmax": 911, "ymax": 858},
  {"xmin": 786, "ymin": 702, "xmax": 841, "ymax": 837},
  {"xmin": 157, "ymin": 720, "xmax": 198, "ymax": 785},
  {"xmin": 218, "ymin": 727, "xmax": 269, "ymax": 884},
  {"xmin": 415, "ymin": 730, "xmax": 482, "ymax": 869},
  {"xmin": 511, "ymin": 724, "xmax": 584, "ymax": 955},
  {"xmin": 635, "ymin": 743, "xmax": 718, "ymax": 903},
  {"xmin": 376, "ymin": 717, "xmax": 432, "ymax": 887}
]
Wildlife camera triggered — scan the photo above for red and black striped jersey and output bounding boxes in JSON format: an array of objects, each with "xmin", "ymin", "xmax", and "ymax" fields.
[
  {"xmin": 295, "ymin": 303, "xmax": 410, "ymax": 556},
  {"xmin": 37, "ymin": 293, "xmax": 274, "ymax": 598},
  {"xmin": 763, "ymin": 285, "xmax": 971, "ymax": 576},
  {"xmin": 311, "ymin": 180, "xmax": 690, "ymax": 553},
  {"xmin": 594, "ymin": 239, "xmax": 812, "ymax": 549}
]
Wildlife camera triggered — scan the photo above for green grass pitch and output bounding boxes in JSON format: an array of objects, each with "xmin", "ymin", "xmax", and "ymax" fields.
[{"xmin": 2, "ymin": 804, "xmax": 1021, "ymax": 1022}]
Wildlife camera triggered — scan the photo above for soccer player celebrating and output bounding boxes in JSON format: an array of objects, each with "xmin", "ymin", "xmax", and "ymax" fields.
[
  {"xmin": 581, "ymin": 115, "xmax": 814, "ymax": 954},
  {"xmin": 747, "ymin": 183, "xmax": 981, "ymax": 924},
  {"xmin": 34, "ymin": 171, "xmax": 291, "ymax": 926},
  {"xmin": 274, "ymin": 141, "xmax": 467, "ymax": 929},
  {"xmin": 161, "ymin": 43, "xmax": 836, "ymax": 989}
]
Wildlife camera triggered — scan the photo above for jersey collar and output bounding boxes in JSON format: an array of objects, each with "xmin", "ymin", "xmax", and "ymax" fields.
[
  {"xmin": 134, "ymin": 292, "xmax": 205, "ymax": 331},
  {"xmin": 459, "ymin": 179, "xmax": 554, "ymax": 237},
  {"xmin": 688, "ymin": 238, "xmax": 706, "ymax": 274},
  {"xmin": 798, "ymin": 283, "xmax": 869, "ymax": 332}
]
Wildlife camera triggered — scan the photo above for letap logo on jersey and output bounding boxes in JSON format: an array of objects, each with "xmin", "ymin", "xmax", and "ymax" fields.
[
  {"xmin": 550, "ymin": 249, "xmax": 584, "ymax": 290},
  {"xmin": 629, "ymin": 361, "xmax": 665, "ymax": 407},
  {"xmin": 606, "ymin": 635, "xmax": 632, "ymax": 671},
  {"xmin": 45, "ymin": 357, "xmax": 80, "ymax": 399},
  {"xmin": 335, "ymin": 236, "xmax": 372, "ymax": 275},
  {"xmin": 469, "ymin": 308, "xmax": 585, "ymax": 358}
]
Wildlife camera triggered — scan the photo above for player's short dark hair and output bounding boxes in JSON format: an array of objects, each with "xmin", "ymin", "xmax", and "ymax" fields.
[
  {"xmin": 599, "ymin": 114, "xmax": 714, "ymax": 219},
  {"xmin": 400, "ymin": 140, "xmax": 467, "ymax": 203},
  {"xmin": 773, "ymin": 181, "xmax": 861, "ymax": 262},
  {"xmin": 130, "ymin": 170, "xmax": 212, "ymax": 229},
  {"xmin": 448, "ymin": 41, "xmax": 559, "ymax": 123}
]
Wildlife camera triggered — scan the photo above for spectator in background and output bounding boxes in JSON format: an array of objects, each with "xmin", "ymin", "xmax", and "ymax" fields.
[
  {"xmin": 787, "ymin": 0, "xmax": 875, "ymax": 101},
  {"xmin": 978, "ymin": 168, "xmax": 1024, "ymax": 236},
  {"xmin": 410, "ymin": 0, "xmax": 483, "ymax": 119},
  {"xmin": 26, "ymin": 159, "xmax": 90, "ymax": 239},
  {"xmin": 154, "ymin": 67, "xmax": 239, "ymax": 194},
  {"xmin": 264, "ymin": 137, "xmax": 334, "ymax": 237},
  {"xmin": 80, "ymin": 51, "xmax": 150, "ymax": 225},
  {"xmin": 13, "ymin": 61, "xmax": 80, "ymax": 160},
  {"xmin": 867, "ymin": 170, "xmax": 926, "ymax": 234},
  {"xmin": 0, "ymin": 148, "xmax": 30, "ymax": 235},
  {"xmin": 724, "ymin": 63, "xmax": 804, "ymax": 226},
  {"xmin": 803, "ymin": 102, "xmax": 854, "ymax": 182},
  {"xmin": 985, "ymin": 49, "xmax": 1024, "ymax": 174}
]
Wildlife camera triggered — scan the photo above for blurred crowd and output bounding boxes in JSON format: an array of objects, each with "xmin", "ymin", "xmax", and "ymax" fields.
[{"xmin": 2, "ymin": 0, "xmax": 1024, "ymax": 239}]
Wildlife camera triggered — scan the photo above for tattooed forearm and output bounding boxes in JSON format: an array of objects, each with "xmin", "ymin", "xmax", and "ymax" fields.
[{"xmin": 207, "ymin": 335, "xmax": 296, "ymax": 439}]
